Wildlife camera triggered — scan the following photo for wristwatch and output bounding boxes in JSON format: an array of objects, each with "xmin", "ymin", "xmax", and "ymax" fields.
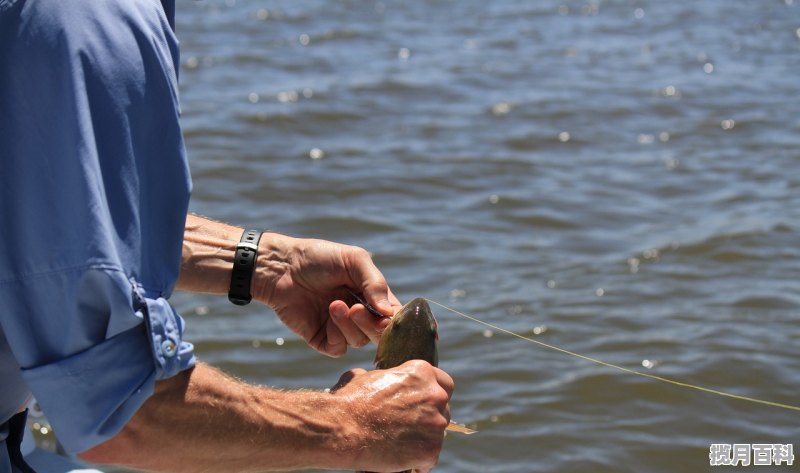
[{"xmin": 228, "ymin": 229, "xmax": 262, "ymax": 305}]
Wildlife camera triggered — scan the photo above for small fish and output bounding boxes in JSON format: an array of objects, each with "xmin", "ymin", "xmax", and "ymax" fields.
[
  {"xmin": 374, "ymin": 298, "xmax": 439, "ymax": 369},
  {"xmin": 359, "ymin": 297, "xmax": 475, "ymax": 473}
]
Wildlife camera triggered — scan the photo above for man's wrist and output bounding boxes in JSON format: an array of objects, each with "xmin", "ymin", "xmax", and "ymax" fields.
[
  {"xmin": 251, "ymin": 232, "xmax": 292, "ymax": 307},
  {"xmin": 299, "ymin": 391, "xmax": 364, "ymax": 470},
  {"xmin": 177, "ymin": 215, "xmax": 242, "ymax": 294}
]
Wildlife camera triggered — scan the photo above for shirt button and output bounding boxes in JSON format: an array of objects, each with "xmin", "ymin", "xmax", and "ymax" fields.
[{"xmin": 161, "ymin": 340, "xmax": 177, "ymax": 358}]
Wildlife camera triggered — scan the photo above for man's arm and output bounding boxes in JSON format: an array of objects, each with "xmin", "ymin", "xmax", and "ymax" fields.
[
  {"xmin": 79, "ymin": 360, "xmax": 453, "ymax": 473},
  {"xmin": 174, "ymin": 213, "xmax": 242, "ymax": 295},
  {"xmin": 177, "ymin": 213, "xmax": 400, "ymax": 354}
]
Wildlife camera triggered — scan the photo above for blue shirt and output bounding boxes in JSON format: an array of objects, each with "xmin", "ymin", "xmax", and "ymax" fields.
[{"xmin": 0, "ymin": 0, "xmax": 195, "ymax": 459}]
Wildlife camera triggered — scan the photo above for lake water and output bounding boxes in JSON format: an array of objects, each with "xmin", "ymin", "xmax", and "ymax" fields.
[{"xmin": 167, "ymin": 0, "xmax": 800, "ymax": 471}]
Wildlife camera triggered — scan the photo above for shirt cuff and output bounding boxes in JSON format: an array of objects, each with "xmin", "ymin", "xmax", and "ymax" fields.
[
  {"xmin": 135, "ymin": 292, "xmax": 196, "ymax": 381},
  {"xmin": 21, "ymin": 290, "xmax": 195, "ymax": 454}
]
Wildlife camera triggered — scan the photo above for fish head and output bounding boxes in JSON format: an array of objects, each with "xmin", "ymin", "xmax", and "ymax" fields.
[{"xmin": 374, "ymin": 297, "xmax": 439, "ymax": 369}]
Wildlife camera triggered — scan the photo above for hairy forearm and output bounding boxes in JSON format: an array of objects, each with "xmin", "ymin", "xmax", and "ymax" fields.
[
  {"xmin": 79, "ymin": 363, "xmax": 360, "ymax": 472},
  {"xmin": 175, "ymin": 214, "xmax": 242, "ymax": 294},
  {"xmin": 176, "ymin": 214, "xmax": 292, "ymax": 304}
]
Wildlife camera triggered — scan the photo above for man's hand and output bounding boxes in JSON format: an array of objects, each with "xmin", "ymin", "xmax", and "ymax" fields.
[
  {"xmin": 80, "ymin": 361, "xmax": 454, "ymax": 473},
  {"xmin": 331, "ymin": 360, "xmax": 454, "ymax": 473},
  {"xmin": 177, "ymin": 215, "xmax": 402, "ymax": 356},
  {"xmin": 252, "ymin": 232, "xmax": 402, "ymax": 357}
]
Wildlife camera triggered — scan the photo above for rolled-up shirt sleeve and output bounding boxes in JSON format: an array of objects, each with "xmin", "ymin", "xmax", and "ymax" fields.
[
  {"xmin": 3, "ymin": 268, "xmax": 195, "ymax": 454},
  {"xmin": 0, "ymin": 0, "xmax": 195, "ymax": 455}
]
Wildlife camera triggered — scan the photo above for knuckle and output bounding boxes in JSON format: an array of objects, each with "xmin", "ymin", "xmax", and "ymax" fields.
[
  {"xmin": 433, "ymin": 415, "xmax": 449, "ymax": 432},
  {"xmin": 405, "ymin": 359, "xmax": 432, "ymax": 371},
  {"xmin": 350, "ymin": 245, "xmax": 371, "ymax": 259},
  {"xmin": 434, "ymin": 389, "xmax": 450, "ymax": 406}
]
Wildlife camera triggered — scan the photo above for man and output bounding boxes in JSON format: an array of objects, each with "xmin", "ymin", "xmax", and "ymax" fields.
[{"xmin": 0, "ymin": 0, "xmax": 453, "ymax": 472}]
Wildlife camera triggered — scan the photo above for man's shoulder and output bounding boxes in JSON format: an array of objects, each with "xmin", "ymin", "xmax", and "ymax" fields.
[{"xmin": 6, "ymin": 0, "xmax": 171, "ymax": 47}]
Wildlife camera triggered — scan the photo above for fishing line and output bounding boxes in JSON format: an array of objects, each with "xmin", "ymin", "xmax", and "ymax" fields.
[{"xmin": 427, "ymin": 299, "xmax": 800, "ymax": 413}]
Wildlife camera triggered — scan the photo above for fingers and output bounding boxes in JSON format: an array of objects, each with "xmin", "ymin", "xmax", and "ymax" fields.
[
  {"xmin": 397, "ymin": 361, "xmax": 454, "ymax": 415},
  {"xmin": 345, "ymin": 247, "xmax": 395, "ymax": 316},
  {"xmin": 401, "ymin": 361, "xmax": 454, "ymax": 426},
  {"xmin": 363, "ymin": 280, "xmax": 394, "ymax": 316},
  {"xmin": 342, "ymin": 361, "xmax": 452, "ymax": 472},
  {"xmin": 387, "ymin": 288, "xmax": 402, "ymax": 307},
  {"xmin": 329, "ymin": 293, "xmax": 393, "ymax": 347},
  {"xmin": 433, "ymin": 366, "xmax": 455, "ymax": 399},
  {"xmin": 349, "ymin": 304, "xmax": 392, "ymax": 345},
  {"xmin": 329, "ymin": 300, "xmax": 371, "ymax": 348},
  {"xmin": 312, "ymin": 315, "xmax": 347, "ymax": 358}
]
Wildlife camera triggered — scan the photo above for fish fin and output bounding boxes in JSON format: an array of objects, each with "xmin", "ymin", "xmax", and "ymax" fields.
[{"xmin": 446, "ymin": 421, "xmax": 477, "ymax": 435}]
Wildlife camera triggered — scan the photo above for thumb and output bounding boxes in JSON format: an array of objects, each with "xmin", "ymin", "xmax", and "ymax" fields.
[
  {"xmin": 363, "ymin": 280, "xmax": 394, "ymax": 316},
  {"xmin": 346, "ymin": 249, "xmax": 394, "ymax": 316}
]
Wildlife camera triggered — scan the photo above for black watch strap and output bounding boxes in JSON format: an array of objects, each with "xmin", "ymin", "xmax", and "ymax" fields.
[{"xmin": 228, "ymin": 229, "xmax": 262, "ymax": 306}]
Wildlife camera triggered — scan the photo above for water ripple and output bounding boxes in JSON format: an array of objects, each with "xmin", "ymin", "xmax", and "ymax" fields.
[{"xmin": 173, "ymin": 0, "xmax": 800, "ymax": 471}]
